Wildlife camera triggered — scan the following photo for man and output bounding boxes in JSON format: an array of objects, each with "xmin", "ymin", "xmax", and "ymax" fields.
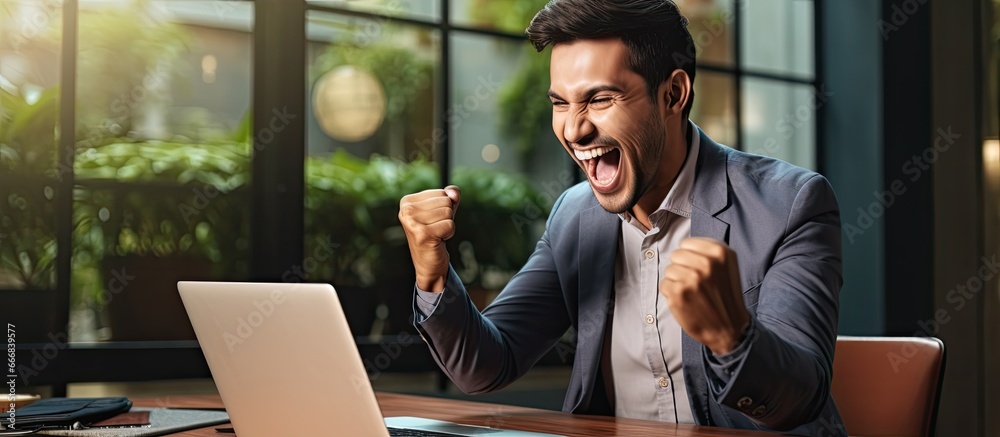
[{"xmin": 398, "ymin": 1, "xmax": 845, "ymax": 435}]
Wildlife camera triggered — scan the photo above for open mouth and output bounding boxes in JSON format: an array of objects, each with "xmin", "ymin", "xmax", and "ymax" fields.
[{"xmin": 574, "ymin": 146, "xmax": 621, "ymax": 193}]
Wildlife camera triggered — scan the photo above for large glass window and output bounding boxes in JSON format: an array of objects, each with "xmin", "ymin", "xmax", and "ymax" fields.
[
  {"xmin": 0, "ymin": 0, "xmax": 62, "ymax": 288},
  {"xmin": 2, "ymin": 0, "xmax": 821, "ymax": 385},
  {"xmin": 69, "ymin": 1, "xmax": 253, "ymax": 342},
  {"xmin": 678, "ymin": 0, "xmax": 819, "ymax": 169},
  {"xmin": 305, "ymin": 9, "xmax": 440, "ymax": 336},
  {"xmin": 2, "ymin": 1, "xmax": 254, "ymax": 343},
  {"xmin": 0, "ymin": 0, "xmax": 63, "ymax": 343},
  {"xmin": 301, "ymin": 0, "xmax": 821, "ymax": 342},
  {"xmin": 70, "ymin": 1, "xmax": 253, "ymax": 341}
]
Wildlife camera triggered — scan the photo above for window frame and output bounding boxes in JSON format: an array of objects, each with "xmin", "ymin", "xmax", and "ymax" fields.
[{"xmin": 9, "ymin": 0, "xmax": 823, "ymax": 394}]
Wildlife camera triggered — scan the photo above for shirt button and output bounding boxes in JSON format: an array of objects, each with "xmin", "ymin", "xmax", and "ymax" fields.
[
  {"xmin": 645, "ymin": 314, "xmax": 654, "ymax": 324},
  {"xmin": 644, "ymin": 249, "xmax": 655, "ymax": 260},
  {"xmin": 752, "ymin": 405, "xmax": 767, "ymax": 418},
  {"xmin": 658, "ymin": 377, "xmax": 669, "ymax": 388},
  {"xmin": 737, "ymin": 396, "xmax": 753, "ymax": 410}
]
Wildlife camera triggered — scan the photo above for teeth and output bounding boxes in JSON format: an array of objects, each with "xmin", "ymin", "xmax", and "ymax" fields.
[{"xmin": 574, "ymin": 146, "xmax": 611, "ymax": 161}]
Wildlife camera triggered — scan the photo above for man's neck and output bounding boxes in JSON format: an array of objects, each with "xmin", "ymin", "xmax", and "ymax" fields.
[{"xmin": 629, "ymin": 122, "xmax": 691, "ymax": 230}]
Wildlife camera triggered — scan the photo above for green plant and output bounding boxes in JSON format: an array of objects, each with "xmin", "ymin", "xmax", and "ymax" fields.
[
  {"xmin": 2, "ymin": 1, "xmax": 553, "ymax": 299},
  {"xmin": 0, "ymin": 87, "xmax": 60, "ymax": 174},
  {"xmin": 0, "ymin": 184, "xmax": 57, "ymax": 290},
  {"xmin": 450, "ymin": 167, "xmax": 548, "ymax": 288},
  {"xmin": 468, "ymin": 0, "xmax": 546, "ymax": 34},
  {"xmin": 70, "ymin": 0, "xmax": 190, "ymax": 137},
  {"xmin": 497, "ymin": 50, "xmax": 552, "ymax": 156},
  {"xmin": 306, "ymin": 150, "xmax": 438, "ymax": 286},
  {"xmin": 2, "ymin": 0, "xmax": 194, "ymax": 293},
  {"xmin": 0, "ymin": 85, "xmax": 60, "ymax": 290},
  {"xmin": 305, "ymin": 150, "xmax": 550, "ymax": 291},
  {"xmin": 470, "ymin": 0, "xmax": 554, "ymax": 157},
  {"xmin": 71, "ymin": 139, "xmax": 251, "ymax": 306}
]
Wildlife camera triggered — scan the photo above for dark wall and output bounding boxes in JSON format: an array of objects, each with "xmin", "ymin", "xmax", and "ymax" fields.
[
  {"xmin": 824, "ymin": 0, "xmax": 990, "ymax": 435},
  {"xmin": 930, "ymin": 0, "xmax": 987, "ymax": 434},
  {"xmin": 822, "ymin": 0, "xmax": 885, "ymax": 336}
]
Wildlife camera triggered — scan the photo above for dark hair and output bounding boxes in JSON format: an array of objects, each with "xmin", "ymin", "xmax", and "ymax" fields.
[{"xmin": 526, "ymin": 0, "xmax": 696, "ymax": 117}]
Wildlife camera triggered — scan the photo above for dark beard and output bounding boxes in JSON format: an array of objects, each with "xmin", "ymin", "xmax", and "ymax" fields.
[{"xmin": 595, "ymin": 115, "xmax": 666, "ymax": 214}]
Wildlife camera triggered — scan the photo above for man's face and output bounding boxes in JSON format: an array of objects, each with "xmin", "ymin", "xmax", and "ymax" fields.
[{"xmin": 548, "ymin": 38, "xmax": 667, "ymax": 214}]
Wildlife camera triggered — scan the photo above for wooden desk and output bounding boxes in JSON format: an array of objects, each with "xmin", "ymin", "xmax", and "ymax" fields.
[{"xmin": 134, "ymin": 393, "xmax": 776, "ymax": 436}]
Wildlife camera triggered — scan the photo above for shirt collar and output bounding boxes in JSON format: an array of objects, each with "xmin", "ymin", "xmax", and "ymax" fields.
[{"xmin": 619, "ymin": 120, "xmax": 700, "ymax": 224}]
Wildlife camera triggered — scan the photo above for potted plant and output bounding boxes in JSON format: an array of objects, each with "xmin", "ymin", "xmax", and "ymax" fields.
[
  {"xmin": 73, "ymin": 140, "xmax": 250, "ymax": 341},
  {"xmin": 306, "ymin": 150, "xmax": 382, "ymax": 336},
  {"xmin": 0, "ymin": 84, "xmax": 64, "ymax": 342},
  {"xmin": 307, "ymin": 150, "xmax": 439, "ymax": 335},
  {"xmin": 449, "ymin": 167, "xmax": 549, "ymax": 308},
  {"xmin": 308, "ymin": 33, "xmax": 436, "ymax": 335}
]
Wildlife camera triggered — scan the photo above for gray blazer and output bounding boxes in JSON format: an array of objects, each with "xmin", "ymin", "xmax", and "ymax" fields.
[{"xmin": 413, "ymin": 127, "xmax": 847, "ymax": 436}]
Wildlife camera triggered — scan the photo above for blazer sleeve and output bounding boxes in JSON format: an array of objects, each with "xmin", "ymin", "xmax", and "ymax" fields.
[
  {"xmin": 412, "ymin": 192, "xmax": 572, "ymax": 395},
  {"xmin": 703, "ymin": 174, "xmax": 842, "ymax": 430}
]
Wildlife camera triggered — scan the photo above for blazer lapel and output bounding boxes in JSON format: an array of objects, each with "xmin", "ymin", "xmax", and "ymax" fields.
[
  {"xmin": 684, "ymin": 126, "xmax": 733, "ymax": 426},
  {"xmin": 689, "ymin": 126, "xmax": 732, "ymax": 231},
  {"xmin": 571, "ymin": 204, "xmax": 620, "ymax": 413},
  {"xmin": 570, "ymin": 125, "xmax": 733, "ymax": 419}
]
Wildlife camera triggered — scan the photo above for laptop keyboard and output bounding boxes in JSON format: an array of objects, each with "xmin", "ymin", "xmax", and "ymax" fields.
[{"xmin": 388, "ymin": 427, "xmax": 464, "ymax": 437}]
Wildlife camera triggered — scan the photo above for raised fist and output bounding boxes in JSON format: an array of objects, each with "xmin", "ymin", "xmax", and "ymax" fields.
[{"xmin": 398, "ymin": 185, "xmax": 460, "ymax": 293}]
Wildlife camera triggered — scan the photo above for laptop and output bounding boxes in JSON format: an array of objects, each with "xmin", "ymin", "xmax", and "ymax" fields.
[{"xmin": 178, "ymin": 281, "xmax": 558, "ymax": 437}]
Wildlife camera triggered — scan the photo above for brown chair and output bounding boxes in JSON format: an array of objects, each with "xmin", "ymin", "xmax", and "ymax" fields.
[{"xmin": 831, "ymin": 336, "xmax": 946, "ymax": 437}]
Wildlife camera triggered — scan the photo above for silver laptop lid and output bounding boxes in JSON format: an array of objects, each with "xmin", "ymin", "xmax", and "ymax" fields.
[{"xmin": 178, "ymin": 281, "xmax": 388, "ymax": 437}]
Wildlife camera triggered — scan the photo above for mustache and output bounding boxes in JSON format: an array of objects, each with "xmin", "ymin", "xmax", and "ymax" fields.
[{"xmin": 574, "ymin": 136, "xmax": 621, "ymax": 149}]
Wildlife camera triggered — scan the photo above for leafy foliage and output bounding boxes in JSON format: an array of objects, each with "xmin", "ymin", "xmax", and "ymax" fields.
[
  {"xmin": 0, "ymin": 0, "xmax": 552, "ymax": 301},
  {"xmin": 0, "ymin": 83, "xmax": 60, "ymax": 289},
  {"xmin": 497, "ymin": 49, "xmax": 552, "ymax": 155},
  {"xmin": 467, "ymin": 0, "xmax": 547, "ymax": 34},
  {"xmin": 0, "ymin": 87, "xmax": 59, "ymax": 174},
  {"xmin": 467, "ymin": 0, "xmax": 554, "ymax": 156},
  {"xmin": 312, "ymin": 42, "xmax": 434, "ymax": 122}
]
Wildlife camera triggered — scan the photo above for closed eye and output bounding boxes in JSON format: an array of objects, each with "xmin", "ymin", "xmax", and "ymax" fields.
[{"xmin": 589, "ymin": 96, "xmax": 613, "ymax": 108}]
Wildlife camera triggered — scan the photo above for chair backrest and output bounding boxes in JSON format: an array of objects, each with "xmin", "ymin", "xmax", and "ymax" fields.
[{"xmin": 832, "ymin": 336, "xmax": 946, "ymax": 437}]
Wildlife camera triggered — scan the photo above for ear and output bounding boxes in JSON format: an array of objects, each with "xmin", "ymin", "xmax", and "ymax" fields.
[{"xmin": 657, "ymin": 69, "xmax": 692, "ymax": 119}]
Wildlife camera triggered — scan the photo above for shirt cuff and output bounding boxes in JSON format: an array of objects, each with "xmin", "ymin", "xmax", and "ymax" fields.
[
  {"xmin": 704, "ymin": 317, "xmax": 757, "ymax": 395},
  {"xmin": 413, "ymin": 285, "xmax": 444, "ymax": 322}
]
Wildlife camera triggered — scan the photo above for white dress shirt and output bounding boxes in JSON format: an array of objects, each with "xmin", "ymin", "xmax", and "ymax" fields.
[{"xmin": 606, "ymin": 124, "xmax": 699, "ymax": 423}]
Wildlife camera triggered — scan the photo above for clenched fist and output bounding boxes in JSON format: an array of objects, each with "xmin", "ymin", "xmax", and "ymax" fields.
[
  {"xmin": 398, "ymin": 185, "xmax": 461, "ymax": 293},
  {"xmin": 661, "ymin": 237, "xmax": 751, "ymax": 356}
]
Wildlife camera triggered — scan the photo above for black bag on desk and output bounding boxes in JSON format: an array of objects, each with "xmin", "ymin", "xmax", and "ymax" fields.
[{"xmin": 0, "ymin": 397, "xmax": 132, "ymax": 431}]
